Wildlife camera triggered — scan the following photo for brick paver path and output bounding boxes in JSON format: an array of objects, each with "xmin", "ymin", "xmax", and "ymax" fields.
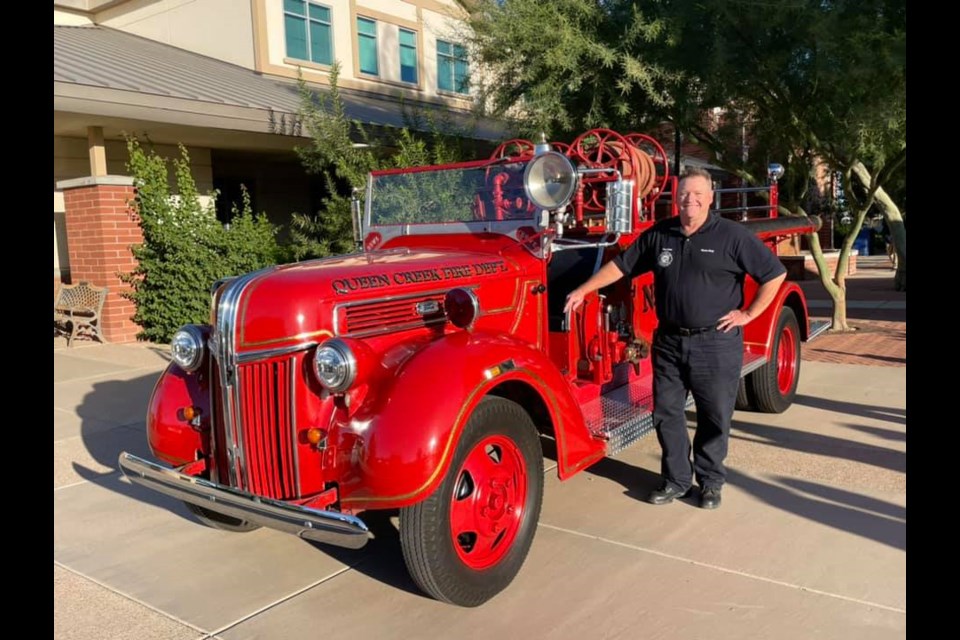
[
  {"xmin": 796, "ymin": 256, "xmax": 906, "ymax": 367},
  {"xmin": 801, "ymin": 319, "xmax": 906, "ymax": 367}
]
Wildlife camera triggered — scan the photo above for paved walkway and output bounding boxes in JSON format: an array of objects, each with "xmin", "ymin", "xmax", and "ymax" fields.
[
  {"xmin": 54, "ymin": 254, "xmax": 906, "ymax": 640},
  {"xmin": 797, "ymin": 256, "xmax": 906, "ymax": 367}
]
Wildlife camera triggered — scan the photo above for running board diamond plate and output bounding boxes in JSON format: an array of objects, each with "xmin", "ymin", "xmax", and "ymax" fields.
[
  {"xmin": 587, "ymin": 353, "xmax": 768, "ymax": 456},
  {"xmin": 808, "ymin": 318, "xmax": 832, "ymax": 340}
]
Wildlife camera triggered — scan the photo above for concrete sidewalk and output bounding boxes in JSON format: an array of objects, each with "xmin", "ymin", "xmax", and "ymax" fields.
[{"xmin": 54, "ymin": 274, "xmax": 906, "ymax": 639}]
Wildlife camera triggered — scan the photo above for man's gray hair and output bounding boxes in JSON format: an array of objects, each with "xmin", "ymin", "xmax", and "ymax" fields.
[{"xmin": 679, "ymin": 166, "xmax": 714, "ymax": 183}]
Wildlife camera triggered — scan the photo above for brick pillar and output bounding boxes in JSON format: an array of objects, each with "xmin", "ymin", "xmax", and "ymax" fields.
[{"xmin": 56, "ymin": 176, "xmax": 142, "ymax": 343}]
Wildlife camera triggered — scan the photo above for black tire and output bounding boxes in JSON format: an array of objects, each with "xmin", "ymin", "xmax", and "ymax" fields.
[
  {"xmin": 399, "ymin": 397, "xmax": 544, "ymax": 607},
  {"xmin": 734, "ymin": 377, "xmax": 754, "ymax": 411},
  {"xmin": 749, "ymin": 307, "xmax": 801, "ymax": 413},
  {"xmin": 185, "ymin": 502, "xmax": 260, "ymax": 533}
]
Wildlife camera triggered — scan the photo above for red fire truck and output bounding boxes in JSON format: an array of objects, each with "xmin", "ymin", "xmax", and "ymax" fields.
[{"xmin": 120, "ymin": 128, "xmax": 828, "ymax": 606}]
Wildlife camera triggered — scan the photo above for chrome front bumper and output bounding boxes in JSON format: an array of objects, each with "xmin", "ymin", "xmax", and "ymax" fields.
[{"xmin": 118, "ymin": 452, "xmax": 371, "ymax": 549}]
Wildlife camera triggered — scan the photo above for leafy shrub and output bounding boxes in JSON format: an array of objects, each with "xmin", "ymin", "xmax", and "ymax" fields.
[{"xmin": 121, "ymin": 138, "xmax": 282, "ymax": 342}]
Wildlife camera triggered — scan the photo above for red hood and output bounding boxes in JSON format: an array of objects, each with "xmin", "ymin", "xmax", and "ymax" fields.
[{"xmin": 232, "ymin": 247, "xmax": 523, "ymax": 349}]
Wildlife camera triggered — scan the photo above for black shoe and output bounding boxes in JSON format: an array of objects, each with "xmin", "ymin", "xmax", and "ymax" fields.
[
  {"xmin": 647, "ymin": 484, "xmax": 691, "ymax": 505},
  {"xmin": 699, "ymin": 486, "xmax": 722, "ymax": 509}
]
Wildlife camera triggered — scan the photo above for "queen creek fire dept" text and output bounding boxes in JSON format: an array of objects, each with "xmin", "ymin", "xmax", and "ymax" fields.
[{"xmin": 331, "ymin": 260, "xmax": 508, "ymax": 295}]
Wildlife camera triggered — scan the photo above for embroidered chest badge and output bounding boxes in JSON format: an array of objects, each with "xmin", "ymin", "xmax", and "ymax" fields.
[{"xmin": 658, "ymin": 249, "xmax": 674, "ymax": 267}]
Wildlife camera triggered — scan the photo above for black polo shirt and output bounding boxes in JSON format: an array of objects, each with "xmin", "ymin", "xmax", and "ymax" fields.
[{"xmin": 613, "ymin": 214, "xmax": 786, "ymax": 328}]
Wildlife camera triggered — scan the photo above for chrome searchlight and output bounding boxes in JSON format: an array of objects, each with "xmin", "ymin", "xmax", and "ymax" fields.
[{"xmin": 523, "ymin": 151, "xmax": 578, "ymax": 210}]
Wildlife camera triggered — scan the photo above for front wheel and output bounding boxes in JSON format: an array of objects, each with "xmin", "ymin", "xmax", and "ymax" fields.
[
  {"xmin": 748, "ymin": 307, "xmax": 801, "ymax": 413},
  {"xmin": 399, "ymin": 397, "xmax": 544, "ymax": 607}
]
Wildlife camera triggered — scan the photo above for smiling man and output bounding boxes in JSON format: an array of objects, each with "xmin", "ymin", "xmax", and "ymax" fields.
[{"xmin": 564, "ymin": 167, "xmax": 787, "ymax": 509}]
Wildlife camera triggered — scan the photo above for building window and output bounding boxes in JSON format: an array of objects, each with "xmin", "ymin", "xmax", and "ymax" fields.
[
  {"xmin": 437, "ymin": 40, "xmax": 469, "ymax": 94},
  {"xmin": 399, "ymin": 28, "xmax": 418, "ymax": 84},
  {"xmin": 357, "ymin": 17, "xmax": 379, "ymax": 76},
  {"xmin": 283, "ymin": 0, "xmax": 332, "ymax": 65}
]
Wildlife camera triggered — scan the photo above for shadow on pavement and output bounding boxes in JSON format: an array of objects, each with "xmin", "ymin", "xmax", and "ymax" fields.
[
  {"xmin": 803, "ymin": 349, "xmax": 906, "ymax": 366},
  {"xmin": 577, "ymin": 419, "xmax": 905, "ymax": 551},
  {"xmin": 69, "ymin": 370, "xmax": 447, "ymax": 598},
  {"xmin": 71, "ymin": 371, "xmax": 187, "ymax": 515},
  {"xmin": 305, "ymin": 509, "xmax": 429, "ymax": 600},
  {"xmin": 793, "ymin": 394, "xmax": 906, "ymax": 424},
  {"xmin": 731, "ymin": 420, "xmax": 905, "ymax": 474},
  {"xmin": 842, "ymin": 423, "xmax": 907, "ymax": 441},
  {"xmin": 726, "ymin": 469, "xmax": 905, "ymax": 551},
  {"xmin": 776, "ymin": 476, "xmax": 905, "ymax": 521}
]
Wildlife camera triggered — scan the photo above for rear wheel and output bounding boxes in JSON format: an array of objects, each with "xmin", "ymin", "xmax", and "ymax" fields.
[
  {"xmin": 184, "ymin": 502, "xmax": 260, "ymax": 533},
  {"xmin": 749, "ymin": 307, "xmax": 801, "ymax": 413},
  {"xmin": 734, "ymin": 378, "xmax": 754, "ymax": 411},
  {"xmin": 400, "ymin": 397, "xmax": 544, "ymax": 607}
]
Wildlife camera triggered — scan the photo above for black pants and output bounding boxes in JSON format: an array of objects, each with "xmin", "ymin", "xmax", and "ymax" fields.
[{"xmin": 652, "ymin": 327, "xmax": 743, "ymax": 491}]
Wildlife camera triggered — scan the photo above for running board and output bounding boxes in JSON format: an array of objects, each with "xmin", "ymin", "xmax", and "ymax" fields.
[
  {"xmin": 586, "ymin": 352, "xmax": 768, "ymax": 456},
  {"xmin": 808, "ymin": 318, "xmax": 832, "ymax": 340}
]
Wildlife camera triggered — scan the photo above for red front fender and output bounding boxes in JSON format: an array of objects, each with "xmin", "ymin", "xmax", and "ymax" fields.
[
  {"xmin": 146, "ymin": 363, "xmax": 209, "ymax": 467},
  {"xmin": 338, "ymin": 331, "xmax": 604, "ymax": 511}
]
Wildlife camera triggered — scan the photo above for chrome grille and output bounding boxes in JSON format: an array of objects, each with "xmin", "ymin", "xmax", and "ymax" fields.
[{"xmin": 236, "ymin": 356, "xmax": 298, "ymax": 500}]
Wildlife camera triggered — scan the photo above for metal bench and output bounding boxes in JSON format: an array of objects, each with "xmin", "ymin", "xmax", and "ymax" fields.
[{"xmin": 54, "ymin": 281, "xmax": 108, "ymax": 346}]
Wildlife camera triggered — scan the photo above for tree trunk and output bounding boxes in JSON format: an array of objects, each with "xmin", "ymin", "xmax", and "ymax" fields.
[
  {"xmin": 851, "ymin": 162, "xmax": 906, "ymax": 291},
  {"xmin": 805, "ymin": 230, "xmax": 854, "ymax": 332}
]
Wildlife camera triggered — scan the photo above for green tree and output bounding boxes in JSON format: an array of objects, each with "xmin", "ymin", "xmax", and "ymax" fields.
[
  {"xmin": 463, "ymin": 0, "xmax": 906, "ymax": 328},
  {"xmin": 660, "ymin": 0, "xmax": 906, "ymax": 325},
  {"xmin": 288, "ymin": 64, "xmax": 472, "ymax": 259},
  {"xmin": 121, "ymin": 138, "xmax": 281, "ymax": 342},
  {"xmin": 460, "ymin": 0, "xmax": 677, "ymax": 139}
]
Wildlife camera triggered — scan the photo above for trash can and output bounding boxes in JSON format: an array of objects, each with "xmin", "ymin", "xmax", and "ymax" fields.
[{"xmin": 853, "ymin": 228, "xmax": 871, "ymax": 255}]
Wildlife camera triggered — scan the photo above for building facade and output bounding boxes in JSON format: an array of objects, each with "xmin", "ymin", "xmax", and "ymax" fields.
[{"xmin": 54, "ymin": 0, "xmax": 503, "ymax": 342}]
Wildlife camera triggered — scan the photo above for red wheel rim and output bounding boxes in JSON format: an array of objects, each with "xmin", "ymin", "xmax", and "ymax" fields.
[
  {"xmin": 449, "ymin": 434, "xmax": 527, "ymax": 569},
  {"xmin": 776, "ymin": 323, "xmax": 798, "ymax": 395},
  {"xmin": 490, "ymin": 139, "xmax": 535, "ymax": 161},
  {"xmin": 571, "ymin": 128, "xmax": 629, "ymax": 168}
]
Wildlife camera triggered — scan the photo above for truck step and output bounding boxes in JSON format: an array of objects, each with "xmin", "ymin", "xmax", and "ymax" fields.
[
  {"xmin": 741, "ymin": 351, "xmax": 767, "ymax": 376},
  {"xmin": 588, "ymin": 352, "xmax": 771, "ymax": 456},
  {"xmin": 808, "ymin": 318, "xmax": 832, "ymax": 340},
  {"xmin": 583, "ymin": 377, "xmax": 658, "ymax": 457}
]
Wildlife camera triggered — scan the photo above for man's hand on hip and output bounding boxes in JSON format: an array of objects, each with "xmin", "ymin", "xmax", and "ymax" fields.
[{"xmin": 717, "ymin": 309, "xmax": 752, "ymax": 332}]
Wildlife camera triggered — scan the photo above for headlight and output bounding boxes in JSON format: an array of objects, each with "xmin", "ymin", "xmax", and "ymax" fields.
[
  {"xmin": 313, "ymin": 339, "xmax": 357, "ymax": 393},
  {"xmin": 444, "ymin": 288, "xmax": 480, "ymax": 330},
  {"xmin": 170, "ymin": 325, "xmax": 205, "ymax": 372}
]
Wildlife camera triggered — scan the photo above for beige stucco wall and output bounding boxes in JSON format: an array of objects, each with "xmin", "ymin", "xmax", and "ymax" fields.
[
  {"xmin": 97, "ymin": 0, "xmax": 256, "ymax": 69},
  {"xmin": 260, "ymin": 0, "xmax": 473, "ymax": 107},
  {"xmin": 54, "ymin": 8, "xmax": 94, "ymax": 25},
  {"xmin": 54, "ymin": 137, "xmax": 215, "ymax": 195}
]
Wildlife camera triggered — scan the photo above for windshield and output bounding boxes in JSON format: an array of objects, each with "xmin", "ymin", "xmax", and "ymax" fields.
[{"xmin": 368, "ymin": 161, "xmax": 536, "ymax": 226}]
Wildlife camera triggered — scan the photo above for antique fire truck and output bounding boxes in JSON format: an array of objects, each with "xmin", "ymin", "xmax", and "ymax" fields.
[{"xmin": 119, "ymin": 129, "xmax": 828, "ymax": 606}]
